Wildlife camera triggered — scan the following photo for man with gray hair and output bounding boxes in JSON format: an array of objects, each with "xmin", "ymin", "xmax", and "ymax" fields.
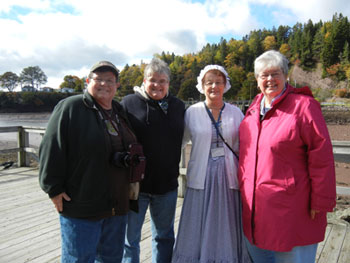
[{"xmin": 121, "ymin": 58, "xmax": 185, "ymax": 263}]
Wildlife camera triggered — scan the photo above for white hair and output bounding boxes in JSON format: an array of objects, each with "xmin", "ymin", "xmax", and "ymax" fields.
[{"xmin": 254, "ymin": 50, "xmax": 289, "ymax": 78}]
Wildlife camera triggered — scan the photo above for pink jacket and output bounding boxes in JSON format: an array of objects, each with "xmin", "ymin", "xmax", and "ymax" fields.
[{"xmin": 238, "ymin": 84, "xmax": 336, "ymax": 252}]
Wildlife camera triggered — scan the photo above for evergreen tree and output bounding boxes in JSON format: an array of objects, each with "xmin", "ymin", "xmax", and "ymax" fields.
[
  {"xmin": 289, "ymin": 23, "xmax": 303, "ymax": 62},
  {"xmin": 214, "ymin": 37, "xmax": 228, "ymax": 65},
  {"xmin": 276, "ymin": 25, "xmax": 291, "ymax": 46},
  {"xmin": 312, "ymin": 24, "xmax": 325, "ymax": 61},
  {"xmin": 177, "ymin": 78, "xmax": 198, "ymax": 100},
  {"xmin": 300, "ymin": 20, "xmax": 316, "ymax": 68}
]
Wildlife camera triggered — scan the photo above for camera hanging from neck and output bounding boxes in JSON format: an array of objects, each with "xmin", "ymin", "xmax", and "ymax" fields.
[{"xmin": 96, "ymin": 103, "xmax": 129, "ymax": 152}]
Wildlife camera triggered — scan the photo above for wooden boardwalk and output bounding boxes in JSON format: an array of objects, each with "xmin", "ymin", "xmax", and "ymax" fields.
[{"xmin": 0, "ymin": 167, "xmax": 349, "ymax": 263}]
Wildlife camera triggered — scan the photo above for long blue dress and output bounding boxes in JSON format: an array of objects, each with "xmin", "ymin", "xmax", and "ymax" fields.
[{"xmin": 172, "ymin": 124, "xmax": 251, "ymax": 263}]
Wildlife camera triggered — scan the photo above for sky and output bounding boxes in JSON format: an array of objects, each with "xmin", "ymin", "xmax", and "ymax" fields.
[{"xmin": 1, "ymin": 0, "xmax": 350, "ymax": 90}]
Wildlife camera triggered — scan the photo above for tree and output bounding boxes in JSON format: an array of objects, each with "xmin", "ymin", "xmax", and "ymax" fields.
[
  {"xmin": 0, "ymin": 72, "xmax": 19, "ymax": 92},
  {"xmin": 341, "ymin": 41, "xmax": 350, "ymax": 64},
  {"xmin": 225, "ymin": 65, "xmax": 246, "ymax": 100},
  {"xmin": 169, "ymin": 56, "xmax": 185, "ymax": 95},
  {"xmin": 225, "ymin": 39, "xmax": 246, "ymax": 68},
  {"xmin": 321, "ymin": 13, "xmax": 350, "ymax": 70},
  {"xmin": 198, "ymin": 43, "xmax": 215, "ymax": 66},
  {"xmin": 263, "ymin": 35, "xmax": 277, "ymax": 51},
  {"xmin": 276, "ymin": 25, "xmax": 291, "ymax": 46},
  {"xmin": 19, "ymin": 66, "xmax": 47, "ymax": 90},
  {"xmin": 312, "ymin": 24, "xmax": 325, "ymax": 61},
  {"xmin": 247, "ymin": 30, "xmax": 263, "ymax": 59},
  {"xmin": 279, "ymin": 43, "xmax": 291, "ymax": 58},
  {"xmin": 300, "ymin": 19, "xmax": 316, "ymax": 68},
  {"xmin": 237, "ymin": 72, "xmax": 258, "ymax": 100},
  {"xmin": 177, "ymin": 78, "xmax": 198, "ymax": 100},
  {"xmin": 60, "ymin": 75, "xmax": 85, "ymax": 92},
  {"xmin": 118, "ymin": 64, "xmax": 144, "ymax": 97},
  {"xmin": 214, "ymin": 37, "xmax": 228, "ymax": 65}
]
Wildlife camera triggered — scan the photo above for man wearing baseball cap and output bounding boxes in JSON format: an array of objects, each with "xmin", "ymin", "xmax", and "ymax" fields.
[{"xmin": 39, "ymin": 60, "xmax": 138, "ymax": 262}]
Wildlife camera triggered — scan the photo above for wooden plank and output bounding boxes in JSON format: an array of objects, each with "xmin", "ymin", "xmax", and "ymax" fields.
[
  {"xmin": 1, "ymin": 167, "xmax": 348, "ymax": 263},
  {"xmin": 139, "ymin": 198, "xmax": 183, "ymax": 263},
  {"xmin": 0, "ymin": 210, "xmax": 57, "ymax": 236},
  {"xmin": 337, "ymin": 186, "xmax": 350, "ymax": 195},
  {"xmin": 0, "ymin": 126, "xmax": 20, "ymax": 132},
  {"xmin": 0, "ymin": 228, "xmax": 60, "ymax": 262},
  {"xmin": 338, "ymin": 226, "xmax": 350, "ymax": 263},
  {"xmin": 29, "ymin": 249, "xmax": 61, "ymax": 263},
  {"xmin": 316, "ymin": 224, "xmax": 332, "ymax": 261},
  {"xmin": 317, "ymin": 224, "xmax": 347, "ymax": 263}
]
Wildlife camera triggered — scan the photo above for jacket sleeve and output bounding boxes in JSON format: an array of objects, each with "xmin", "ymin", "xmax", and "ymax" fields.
[
  {"xmin": 300, "ymin": 98, "xmax": 336, "ymax": 212},
  {"xmin": 39, "ymin": 102, "xmax": 69, "ymax": 198}
]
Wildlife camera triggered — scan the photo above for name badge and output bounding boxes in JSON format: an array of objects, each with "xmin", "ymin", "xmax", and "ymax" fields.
[{"xmin": 211, "ymin": 147, "xmax": 225, "ymax": 157}]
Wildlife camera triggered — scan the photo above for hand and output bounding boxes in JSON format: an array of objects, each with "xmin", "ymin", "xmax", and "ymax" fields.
[
  {"xmin": 310, "ymin": 209, "xmax": 320, "ymax": 220},
  {"xmin": 50, "ymin": 192, "xmax": 71, "ymax": 212}
]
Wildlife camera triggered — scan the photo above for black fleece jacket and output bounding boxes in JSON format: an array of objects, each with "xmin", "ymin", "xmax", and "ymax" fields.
[
  {"xmin": 121, "ymin": 92, "xmax": 185, "ymax": 194},
  {"xmin": 39, "ymin": 92, "xmax": 134, "ymax": 218}
]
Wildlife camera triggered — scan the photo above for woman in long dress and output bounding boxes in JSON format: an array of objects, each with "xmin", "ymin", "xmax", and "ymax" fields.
[{"xmin": 172, "ymin": 65, "xmax": 251, "ymax": 263}]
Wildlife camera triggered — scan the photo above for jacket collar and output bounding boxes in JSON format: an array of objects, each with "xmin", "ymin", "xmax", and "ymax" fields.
[
  {"xmin": 82, "ymin": 91, "xmax": 97, "ymax": 110},
  {"xmin": 134, "ymin": 84, "xmax": 170, "ymax": 102},
  {"xmin": 246, "ymin": 84, "xmax": 313, "ymax": 116}
]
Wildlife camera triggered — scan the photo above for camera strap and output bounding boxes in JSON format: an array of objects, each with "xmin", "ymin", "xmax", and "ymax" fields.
[{"xmin": 96, "ymin": 103, "xmax": 130, "ymax": 151}]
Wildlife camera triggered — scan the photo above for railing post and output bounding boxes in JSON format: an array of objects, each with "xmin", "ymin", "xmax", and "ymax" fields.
[
  {"xmin": 17, "ymin": 127, "xmax": 30, "ymax": 167},
  {"xmin": 178, "ymin": 144, "xmax": 189, "ymax": 198}
]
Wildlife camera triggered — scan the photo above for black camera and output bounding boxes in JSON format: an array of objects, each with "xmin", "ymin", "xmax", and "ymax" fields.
[
  {"xmin": 112, "ymin": 143, "xmax": 146, "ymax": 183},
  {"xmin": 112, "ymin": 151, "xmax": 143, "ymax": 168},
  {"xmin": 112, "ymin": 151, "xmax": 131, "ymax": 168}
]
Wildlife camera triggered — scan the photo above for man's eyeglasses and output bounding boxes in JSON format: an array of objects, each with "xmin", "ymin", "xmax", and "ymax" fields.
[{"xmin": 92, "ymin": 78, "xmax": 116, "ymax": 86}]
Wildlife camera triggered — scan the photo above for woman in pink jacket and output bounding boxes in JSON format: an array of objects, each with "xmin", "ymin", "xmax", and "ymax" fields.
[{"xmin": 238, "ymin": 50, "xmax": 336, "ymax": 263}]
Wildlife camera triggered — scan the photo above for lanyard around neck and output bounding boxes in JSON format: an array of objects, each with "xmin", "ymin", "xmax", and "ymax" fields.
[
  {"xmin": 204, "ymin": 102, "xmax": 225, "ymax": 135},
  {"xmin": 203, "ymin": 102, "xmax": 239, "ymax": 160}
]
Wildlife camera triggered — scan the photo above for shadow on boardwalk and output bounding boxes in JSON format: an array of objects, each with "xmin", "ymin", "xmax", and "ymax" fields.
[{"xmin": 0, "ymin": 167, "xmax": 349, "ymax": 263}]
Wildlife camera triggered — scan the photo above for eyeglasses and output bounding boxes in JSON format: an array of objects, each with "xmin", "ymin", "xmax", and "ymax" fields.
[
  {"xmin": 147, "ymin": 78, "xmax": 169, "ymax": 86},
  {"xmin": 204, "ymin": 81, "xmax": 225, "ymax": 87},
  {"xmin": 91, "ymin": 78, "xmax": 116, "ymax": 86},
  {"xmin": 258, "ymin": 71, "xmax": 283, "ymax": 80}
]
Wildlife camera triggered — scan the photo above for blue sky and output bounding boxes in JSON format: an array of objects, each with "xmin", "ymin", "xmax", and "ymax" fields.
[{"xmin": 0, "ymin": 0, "xmax": 349, "ymax": 89}]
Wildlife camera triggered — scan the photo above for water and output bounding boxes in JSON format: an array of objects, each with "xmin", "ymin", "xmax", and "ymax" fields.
[
  {"xmin": 0, "ymin": 113, "xmax": 50, "ymax": 128},
  {"xmin": 0, "ymin": 113, "xmax": 50, "ymax": 147}
]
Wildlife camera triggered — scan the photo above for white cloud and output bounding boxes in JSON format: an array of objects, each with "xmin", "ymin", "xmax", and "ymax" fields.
[
  {"xmin": 250, "ymin": 0, "xmax": 350, "ymax": 26},
  {"xmin": 0, "ymin": 0, "xmax": 349, "ymax": 89},
  {"xmin": 0, "ymin": 0, "xmax": 51, "ymax": 12}
]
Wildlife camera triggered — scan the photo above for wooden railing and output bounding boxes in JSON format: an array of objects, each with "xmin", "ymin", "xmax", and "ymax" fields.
[
  {"xmin": 0, "ymin": 126, "xmax": 45, "ymax": 167},
  {"xmin": 0, "ymin": 126, "xmax": 349, "ymax": 197}
]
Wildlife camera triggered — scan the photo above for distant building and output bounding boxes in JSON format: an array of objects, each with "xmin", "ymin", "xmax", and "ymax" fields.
[
  {"xmin": 60, "ymin": 87, "xmax": 75, "ymax": 93},
  {"xmin": 39, "ymin": 87, "xmax": 54, "ymax": 92}
]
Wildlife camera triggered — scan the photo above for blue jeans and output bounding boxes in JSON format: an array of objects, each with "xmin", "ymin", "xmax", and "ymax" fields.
[
  {"xmin": 244, "ymin": 236, "xmax": 318, "ymax": 263},
  {"xmin": 60, "ymin": 214, "xmax": 127, "ymax": 263},
  {"xmin": 123, "ymin": 189, "xmax": 178, "ymax": 263}
]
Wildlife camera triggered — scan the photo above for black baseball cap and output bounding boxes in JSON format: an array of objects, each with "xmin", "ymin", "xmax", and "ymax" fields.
[{"xmin": 90, "ymin": 61, "xmax": 119, "ymax": 79}]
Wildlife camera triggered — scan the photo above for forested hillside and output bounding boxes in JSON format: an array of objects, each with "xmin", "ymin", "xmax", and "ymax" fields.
[{"xmin": 118, "ymin": 13, "xmax": 350, "ymax": 101}]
